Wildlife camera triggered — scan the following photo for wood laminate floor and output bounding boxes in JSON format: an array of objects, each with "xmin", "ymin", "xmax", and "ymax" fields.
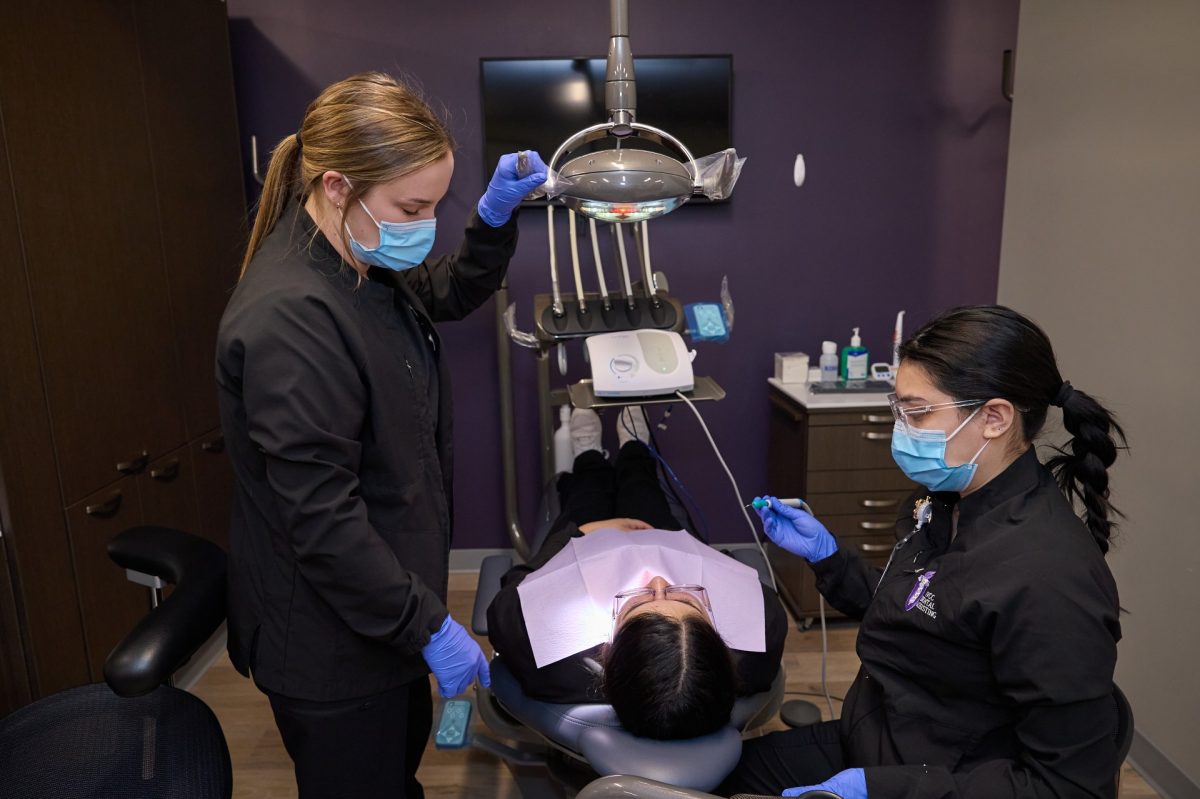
[{"xmin": 191, "ymin": 572, "xmax": 1159, "ymax": 798}]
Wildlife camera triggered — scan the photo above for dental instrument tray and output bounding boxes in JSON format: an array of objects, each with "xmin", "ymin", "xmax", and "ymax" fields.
[
  {"xmin": 568, "ymin": 375, "xmax": 725, "ymax": 410},
  {"xmin": 809, "ymin": 379, "xmax": 894, "ymax": 393}
]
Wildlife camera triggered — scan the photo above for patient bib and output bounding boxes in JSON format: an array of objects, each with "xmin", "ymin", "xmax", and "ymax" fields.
[{"xmin": 517, "ymin": 529, "xmax": 766, "ymax": 668}]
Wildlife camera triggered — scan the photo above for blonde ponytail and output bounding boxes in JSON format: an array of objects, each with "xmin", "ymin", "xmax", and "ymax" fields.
[{"xmin": 240, "ymin": 133, "xmax": 301, "ymax": 277}]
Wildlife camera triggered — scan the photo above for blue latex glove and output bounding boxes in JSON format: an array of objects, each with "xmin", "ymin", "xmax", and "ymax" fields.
[
  {"xmin": 754, "ymin": 495, "xmax": 837, "ymax": 563},
  {"xmin": 477, "ymin": 151, "xmax": 548, "ymax": 227},
  {"xmin": 421, "ymin": 615, "xmax": 491, "ymax": 698},
  {"xmin": 783, "ymin": 768, "xmax": 867, "ymax": 799}
]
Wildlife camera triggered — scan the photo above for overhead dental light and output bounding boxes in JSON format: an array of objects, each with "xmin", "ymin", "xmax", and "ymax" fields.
[{"xmin": 546, "ymin": 0, "xmax": 701, "ymax": 222}]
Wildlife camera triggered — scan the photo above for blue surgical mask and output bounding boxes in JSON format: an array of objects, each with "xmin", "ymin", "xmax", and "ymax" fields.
[
  {"xmin": 344, "ymin": 183, "xmax": 436, "ymax": 271},
  {"xmin": 890, "ymin": 408, "xmax": 990, "ymax": 493}
]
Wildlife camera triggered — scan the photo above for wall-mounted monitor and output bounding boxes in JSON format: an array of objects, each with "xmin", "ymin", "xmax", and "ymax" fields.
[{"xmin": 480, "ymin": 55, "xmax": 733, "ymax": 202}]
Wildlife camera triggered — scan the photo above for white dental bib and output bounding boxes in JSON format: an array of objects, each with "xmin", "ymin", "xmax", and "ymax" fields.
[{"xmin": 517, "ymin": 528, "xmax": 766, "ymax": 668}]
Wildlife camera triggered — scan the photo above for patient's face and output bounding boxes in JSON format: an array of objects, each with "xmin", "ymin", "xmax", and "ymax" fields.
[{"xmin": 616, "ymin": 576, "xmax": 712, "ymax": 630}]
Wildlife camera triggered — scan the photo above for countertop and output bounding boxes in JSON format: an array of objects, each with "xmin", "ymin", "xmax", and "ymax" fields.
[{"xmin": 768, "ymin": 372, "xmax": 893, "ymax": 411}]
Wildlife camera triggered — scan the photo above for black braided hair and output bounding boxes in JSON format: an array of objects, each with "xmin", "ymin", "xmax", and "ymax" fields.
[{"xmin": 899, "ymin": 305, "xmax": 1128, "ymax": 553}]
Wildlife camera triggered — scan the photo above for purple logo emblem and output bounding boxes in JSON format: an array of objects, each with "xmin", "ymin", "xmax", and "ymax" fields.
[{"xmin": 904, "ymin": 570, "xmax": 937, "ymax": 611}]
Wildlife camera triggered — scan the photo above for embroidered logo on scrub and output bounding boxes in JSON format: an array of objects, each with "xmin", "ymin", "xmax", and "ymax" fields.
[{"xmin": 904, "ymin": 570, "xmax": 938, "ymax": 618}]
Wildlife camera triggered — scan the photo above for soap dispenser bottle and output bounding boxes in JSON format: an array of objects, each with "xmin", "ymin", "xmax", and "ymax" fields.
[
  {"xmin": 841, "ymin": 328, "xmax": 870, "ymax": 380},
  {"xmin": 553, "ymin": 405, "xmax": 574, "ymax": 474}
]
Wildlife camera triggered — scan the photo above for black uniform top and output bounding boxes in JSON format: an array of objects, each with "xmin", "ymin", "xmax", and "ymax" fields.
[
  {"xmin": 812, "ymin": 448, "xmax": 1121, "ymax": 799},
  {"xmin": 487, "ymin": 524, "xmax": 790, "ymax": 703},
  {"xmin": 217, "ymin": 198, "xmax": 518, "ymax": 702}
]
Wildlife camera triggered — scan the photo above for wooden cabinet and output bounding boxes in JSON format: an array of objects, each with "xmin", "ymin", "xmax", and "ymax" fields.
[
  {"xmin": 766, "ymin": 385, "xmax": 917, "ymax": 624},
  {"xmin": 0, "ymin": 0, "xmax": 244, "ymax": 711}
]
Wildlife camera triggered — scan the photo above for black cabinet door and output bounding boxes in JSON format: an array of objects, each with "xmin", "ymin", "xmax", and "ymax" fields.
[
  {"xmin": 138, "ymin": 447, "xmax": 201, "ymax": 535},
  {"xmin": 0, "ymin": 0, "xmax": 186, "ymax": 504},
  {"xmin": 66, "ymin": 479, "xmax": 149, "ymax": 682},
  {"xmin": 133, "ymin": 0, "xmax": 247, "ymax": 441}
]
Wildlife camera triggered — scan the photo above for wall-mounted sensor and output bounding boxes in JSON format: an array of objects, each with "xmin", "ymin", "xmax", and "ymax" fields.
[{"xmin": 793, "ymin": 153, "xmax": 806, "ymax": 187}]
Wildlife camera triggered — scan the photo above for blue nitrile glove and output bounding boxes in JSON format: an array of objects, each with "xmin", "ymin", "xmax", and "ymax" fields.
[
  {"xmin": 421, "ymin": 615, "xmax": 491, "ymax": 698},
  {"xmin": 754, "ymin": 495, "xmax": 837, "ymax": 563},
  {"xmin": 477, "ymin": 151, "xmax": 548, "ymax": 227},
  {"xmin": 783, "ymin": 768, "xmax": 867, "ymax": 799}
]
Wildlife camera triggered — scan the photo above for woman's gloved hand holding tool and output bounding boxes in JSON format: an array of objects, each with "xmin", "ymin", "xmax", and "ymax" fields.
[
  {"xmin": 752, "ymin": 495, "xmax": 838, "ymax": 563},
  {"xmin": 477, "ymin": 151, "xmax": 548, "ymax": 227},
  {"xmin": 422, "ymin": 615, "xmax": 491, "ymax": 698}
]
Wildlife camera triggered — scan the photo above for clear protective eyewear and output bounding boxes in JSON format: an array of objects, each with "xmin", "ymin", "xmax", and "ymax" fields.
[
  {"xmin": 887, "ymin": 392, "xmax": 985, "ymax": 436},
  {"xmin": 610, "ymin": 584, "xmax": 713, "ymax": 640}
]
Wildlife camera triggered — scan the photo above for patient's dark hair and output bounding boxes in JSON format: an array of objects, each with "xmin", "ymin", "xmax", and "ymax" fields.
[
  {"xmin": 602, "ymin": 613, "xmax": 736, "ymax": 740},
  {"xmin": 900, "ymin": 304, "xmax": 1127, "ymax": 553}
]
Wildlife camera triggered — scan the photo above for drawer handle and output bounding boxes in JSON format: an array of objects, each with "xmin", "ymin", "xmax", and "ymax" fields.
[
  {"xmin": 861, "ymin": 498, "xmax": 898, "ymax": 509},
  {"xmin": 862, "ymin": 414, "xmax": 892, "ymax": 424},
  {"xmin": 860, "ymin": 432, "xmax": 891, "ymax": 441},
  {"xmin": 859, "ymin": 521, "xmax": 893, "ymax": 530},
  {"xmin": 85, "ymin": 491, "xmax": 123, "ymax": 518},
  {"xmin": 116, "ymin": 451, "xmax": 149, "ymax": 475},
  {"xmin": 860, "ymin": 542, "xmax": 892, "ymax": 552},
  {"xmin": 200, "ymin": 435, "xmax": 225, "ymax": 453},
  {"xmin": 150, "ymin": 458, "xmax": 181, "ymax": 481}
]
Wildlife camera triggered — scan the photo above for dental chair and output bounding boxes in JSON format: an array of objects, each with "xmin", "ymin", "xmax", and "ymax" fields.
[{"xmin": 0, "ymin": 526, "xmax": 230, "ymax": 798}]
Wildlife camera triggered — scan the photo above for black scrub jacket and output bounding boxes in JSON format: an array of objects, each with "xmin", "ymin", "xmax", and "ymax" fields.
[
  {"xmin": 217, "ymin": 198, "xmax": 518, "ymax": 702},
  {"xmin": 487, "ymin": 523, "xmax": 790, "ymax": 703},
  {"xmin": 815, "ymin": 448, "xmax": 1121, "ymax": 799}
]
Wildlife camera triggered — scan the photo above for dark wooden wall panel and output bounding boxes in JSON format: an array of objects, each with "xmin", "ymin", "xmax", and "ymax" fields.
[
  {"xmin": 0, "ymin": 0, "xmax": 185, "ymax": 503},
  {"xmin": 134, "ymin": 0, "xmax": 247, "ymax": 441},
  {"xmin": 0, "ymin": 98, "xmax": 92, "ymax": 695}
]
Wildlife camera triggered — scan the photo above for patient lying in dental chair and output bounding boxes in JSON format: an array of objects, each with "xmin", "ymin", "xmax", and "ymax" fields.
[{"xmin": 487, "ymin": 407, "xmax": 788, "ymax": 741}]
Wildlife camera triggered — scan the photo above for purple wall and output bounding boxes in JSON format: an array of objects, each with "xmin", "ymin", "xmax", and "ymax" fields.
[{"xmin": 226, "ymin": 0, "xmax": 1018, "ymax": 548}]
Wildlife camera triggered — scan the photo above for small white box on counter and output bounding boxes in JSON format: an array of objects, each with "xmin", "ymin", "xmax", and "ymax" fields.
[{"xmin": 774, "ymin": 352, "xmax": 810, "ymax": 383}]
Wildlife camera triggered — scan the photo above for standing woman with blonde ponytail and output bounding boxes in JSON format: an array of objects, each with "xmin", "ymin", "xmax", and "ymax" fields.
[
  {"xmin": 723, "ymin": 305, "xmax": 1128, "ymax": 799},
  {"xmin": 216, "ymin": 72, "xmax": 546, "ymax": 798}
]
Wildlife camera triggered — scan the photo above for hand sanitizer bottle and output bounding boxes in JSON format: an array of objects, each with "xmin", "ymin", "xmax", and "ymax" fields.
[
  {"xmin": 819, "ymin": 341, "xmax": 839, "ymax": 383},
  {"xmin": 841, "ymin": 327, "xmax": 870, "ymax": 380}
]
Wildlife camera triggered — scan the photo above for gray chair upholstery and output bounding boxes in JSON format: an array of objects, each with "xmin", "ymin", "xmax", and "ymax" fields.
[{"xmin": 488, "ymin": 657, "xmax": 779, "ymax": 792}]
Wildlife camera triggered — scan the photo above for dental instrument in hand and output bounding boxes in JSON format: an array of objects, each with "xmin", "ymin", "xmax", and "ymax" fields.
[{"xmin": 746, "ymin": 497, "xmax": 809, "ymax": 511}]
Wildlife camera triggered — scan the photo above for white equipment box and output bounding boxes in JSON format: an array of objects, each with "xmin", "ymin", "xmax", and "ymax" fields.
[{"xmin": 586, "ymin": 330, "xmax": 696, "ymax": 397}]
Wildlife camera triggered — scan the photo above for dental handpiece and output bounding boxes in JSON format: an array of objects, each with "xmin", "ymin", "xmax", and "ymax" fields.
[{"xmin": 746, "ymin": 498, "xmax": 805, "ymax": 511}]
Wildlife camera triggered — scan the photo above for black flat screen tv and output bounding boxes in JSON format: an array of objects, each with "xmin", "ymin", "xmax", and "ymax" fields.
[{"xmin": 480, "ymin": 55, "xmax": 732, "ymax": 201}]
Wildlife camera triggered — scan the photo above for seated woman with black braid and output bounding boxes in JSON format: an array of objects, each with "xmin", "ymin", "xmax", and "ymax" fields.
[{"xmin": 487, "ymin": 406, "xmax": 788, "ymax": 741}]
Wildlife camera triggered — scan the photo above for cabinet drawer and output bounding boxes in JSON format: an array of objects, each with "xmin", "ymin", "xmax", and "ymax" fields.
[
  {"xmin": 821, "ymin": 513, "xmax": 902, "ymax": 540},
  {"xmin": 808, "ymin": 425, "xmax": 897, "ymax": 470},
  {"xmin": 805, "ymin": 490, "xmax": 910, "ymax": 517},
  {"xmin": 808, "ymin": 410, "xmax": 894, "ymax": 427},
  {"xmin": 807, "ymin": 468, "xmax": 916, "ymax": 494}
]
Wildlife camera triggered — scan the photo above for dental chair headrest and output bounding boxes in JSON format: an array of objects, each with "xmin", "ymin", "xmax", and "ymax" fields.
[
  {"xmin": 489, "ymin": 656, "xmax": 762, "ymax": 792},
  {"xmin": 579, "ymin": 724, "xmax": 742, "ymax": 791}
]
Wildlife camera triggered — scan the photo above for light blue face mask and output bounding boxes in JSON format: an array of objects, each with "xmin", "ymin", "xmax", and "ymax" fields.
[
  {"xmin": 890, "ymin": 407, "xmax": 990, "ymax": 493},
  {"xmin": 344, "ymin": 181, "xmax": 436, "ymax": 272}
]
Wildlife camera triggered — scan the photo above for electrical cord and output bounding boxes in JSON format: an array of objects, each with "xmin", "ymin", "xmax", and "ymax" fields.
[
  {"xmin": 673, "ymin": 391, "xmax": 777, "ymax": 591},
  {"xmin": 625, "ymin": 407, "xmax": 712, "ymax": 542},
  {"xmin": 672, "ymin": 390, "xmax": 840, "ymax": 720}
]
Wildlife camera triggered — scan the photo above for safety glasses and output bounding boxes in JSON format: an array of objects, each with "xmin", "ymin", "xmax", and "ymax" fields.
[
  {"xmin": 610, "ymin": 584, "xmax": 713, "ymax": 640},
  {"xmin": 887, "ymin": 392, "xmax": 985, "ymax": 436}
]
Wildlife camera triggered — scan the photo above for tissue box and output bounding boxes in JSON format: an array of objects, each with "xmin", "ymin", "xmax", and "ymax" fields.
[{"xmin": 774, "ymin": 352, "xmax": 810, "ymax": 383}]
